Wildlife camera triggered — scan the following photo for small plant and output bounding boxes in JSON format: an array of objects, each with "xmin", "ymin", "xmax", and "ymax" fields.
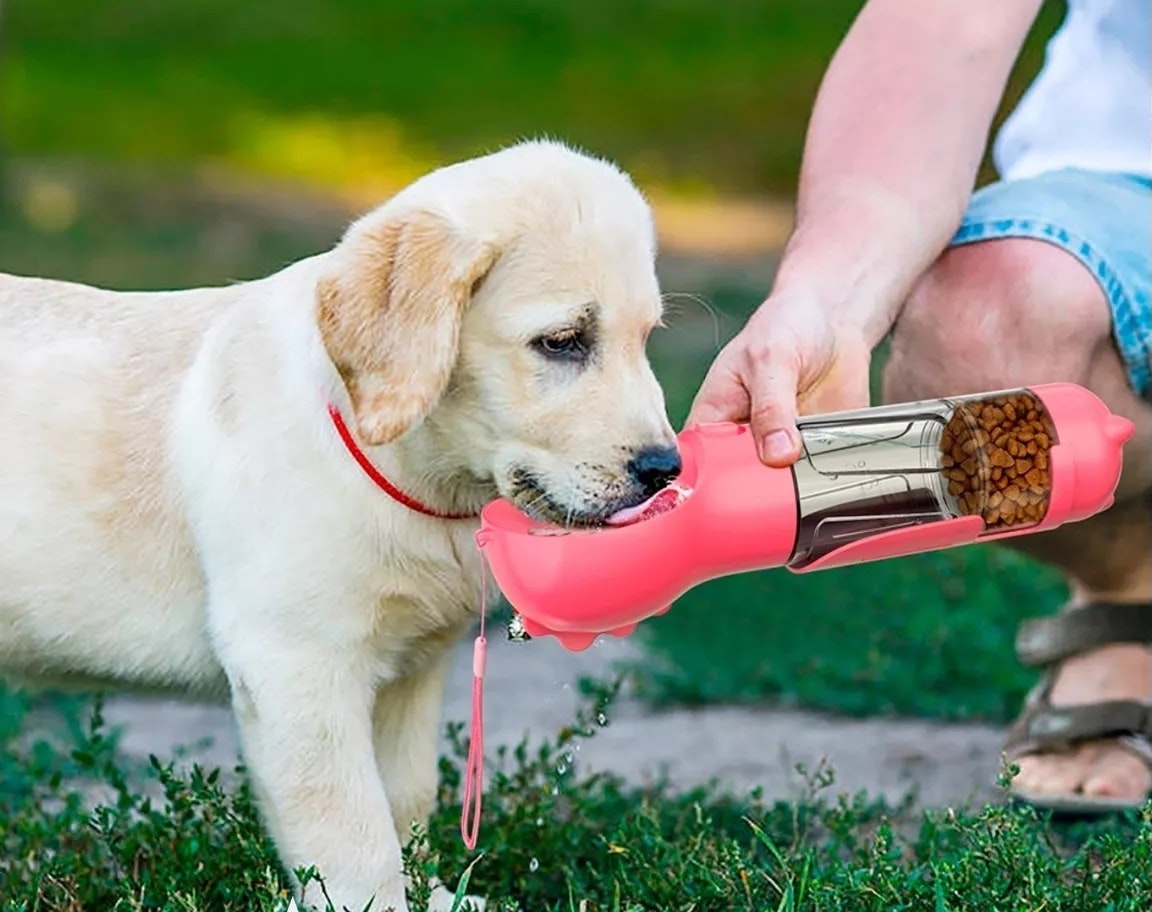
[
  {"xmin": 2, "ymin": 679, "xmax": 1149, "ymax": 912},
  {"xmin": 1, "ymin": 696, "xmax": 293, "ymax": 910}
]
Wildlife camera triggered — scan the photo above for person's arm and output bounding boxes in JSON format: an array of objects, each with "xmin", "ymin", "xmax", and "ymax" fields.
[
  {"xmin": 688, "ymin": 0, "xmax": 1045, "ymax": 465},
  {"xmin": 776, "ymin": 0, "xmax": 1044, "ymax": 346}
]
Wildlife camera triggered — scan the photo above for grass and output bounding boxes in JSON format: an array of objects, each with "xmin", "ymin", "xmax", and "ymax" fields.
[
  {"xmin": 2, "ymin": 0, "xmax": 1066, "ymax": 199},
  {"xmin": 627, "ymin": 536, "xmax": 1068, "ymax": 723},
  {"xmin": 3, "ymin": 681, "xmax": 1150, "ymax": 911}
]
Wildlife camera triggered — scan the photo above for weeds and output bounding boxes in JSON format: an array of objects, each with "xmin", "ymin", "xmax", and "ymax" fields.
[{"xmin": 2, "ymin": 680, "xmax": 1149, "ymax": 911}]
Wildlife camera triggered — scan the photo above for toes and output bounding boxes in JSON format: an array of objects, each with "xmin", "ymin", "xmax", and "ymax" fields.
[
  {"xmin": 1014, "ymin": 748, "xmax": 1090, "ymax": 795},
  {"xmin": 1081, "ymin": 746, "xmax": 1152, "ymax": 799},
  {"xmin": 1014, "ymin": 741, "xmax": 1152, "ymax": 802}
]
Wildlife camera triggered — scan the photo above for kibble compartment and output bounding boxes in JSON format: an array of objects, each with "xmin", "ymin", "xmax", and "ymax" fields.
[{"xmin": 787, "ymin": 388, "xmax": 1058, "ymax": 569}]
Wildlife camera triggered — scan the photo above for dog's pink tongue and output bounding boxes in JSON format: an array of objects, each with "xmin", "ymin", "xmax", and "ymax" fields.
[{"xmin": 604, "ymin": 484, "xmax": 690, "ymax": 527}]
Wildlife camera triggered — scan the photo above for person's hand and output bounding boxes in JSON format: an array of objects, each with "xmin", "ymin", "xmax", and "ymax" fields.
[{"xmin": 685, "ymin": 292, "xmax": 874, "ymax": 467}]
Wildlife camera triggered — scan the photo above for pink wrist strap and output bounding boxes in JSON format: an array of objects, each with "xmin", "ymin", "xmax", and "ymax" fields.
[{"xmin": 460, "ymin": 551, "xmax": 489, "ymax": 850}]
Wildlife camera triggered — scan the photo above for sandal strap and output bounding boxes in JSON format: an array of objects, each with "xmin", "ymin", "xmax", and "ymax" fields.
[
  {"xmin": 1118, "ymin": 734, "xmax": 1152, "ymax": 768},
  {"xmin": 1006, "ymin": 698, "xmax": 1152, "ymax": 758},
  {"xmin": 1015, "ymin": 602, "xmax": 1152, "ymax": 667}
]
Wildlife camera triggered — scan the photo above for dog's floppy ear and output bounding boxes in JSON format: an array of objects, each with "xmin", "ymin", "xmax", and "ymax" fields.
[{"xmin": 316, "ymin": 209, "xmax": 500, "ymax": 446}]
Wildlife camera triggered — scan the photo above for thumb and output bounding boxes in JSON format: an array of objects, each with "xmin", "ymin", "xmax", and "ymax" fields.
[{"xmin": 746, "ymin": 358, "xmax": 802, "ymax": 467}]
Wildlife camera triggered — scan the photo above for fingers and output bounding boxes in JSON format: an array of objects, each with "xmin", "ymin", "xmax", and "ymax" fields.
[
  {"xmin": 744, "ymin": 356, "xmax": 803, "ymax": 467},
  {"xmin": 684, "ymin": 333, "xmax": 803, "ymax": 468},
  {"xmin": 686, "ymin": 303, "xmax": 874, "ymax": 469}
]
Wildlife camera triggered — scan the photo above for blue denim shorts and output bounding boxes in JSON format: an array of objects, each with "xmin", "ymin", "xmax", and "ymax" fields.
[{"xmin": 950, "ymin": 168, "xmax": 1152, "ymax": 399}]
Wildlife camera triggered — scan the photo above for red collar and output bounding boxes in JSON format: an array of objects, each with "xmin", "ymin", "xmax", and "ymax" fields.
[{"xmin": 327, "ymin": 404, "xmax": 479, "ymax": 520}]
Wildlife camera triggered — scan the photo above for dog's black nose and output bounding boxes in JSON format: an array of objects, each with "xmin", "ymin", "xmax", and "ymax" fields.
[{"xmin": 627, "ymin": 445, "xmax": 683, "ymax": 498}]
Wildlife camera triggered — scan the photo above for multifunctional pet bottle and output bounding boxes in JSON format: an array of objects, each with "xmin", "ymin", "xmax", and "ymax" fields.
[{"xmin": 476, "ymin": 383, "xmax": 1134, "ymax": 651}]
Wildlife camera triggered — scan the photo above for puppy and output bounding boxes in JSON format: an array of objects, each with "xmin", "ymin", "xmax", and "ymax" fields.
[{"xmin": 0, "ymin": 140, "xmax": 680, "ymax": 911}]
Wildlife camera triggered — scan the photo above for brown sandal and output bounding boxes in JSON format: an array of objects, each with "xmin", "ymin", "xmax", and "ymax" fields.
[{"xmin": 1004, "ymin": 602, "xmax": 1152, "ymax": 816}]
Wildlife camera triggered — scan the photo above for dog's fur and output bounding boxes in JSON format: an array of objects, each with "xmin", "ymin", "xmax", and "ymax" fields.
[{"xmin": 0, "ymin": 140, "xmax": 676, "ymax": 911}]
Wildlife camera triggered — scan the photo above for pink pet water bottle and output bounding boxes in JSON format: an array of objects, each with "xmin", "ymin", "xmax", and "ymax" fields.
[{"xmin": 476, "ymin": 383, "xmax": 1134, "ymax": 651}]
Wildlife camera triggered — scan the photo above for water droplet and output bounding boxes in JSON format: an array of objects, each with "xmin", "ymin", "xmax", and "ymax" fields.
[
  {"xmin": 556, "ymin": 762, "xmax": 567, "ymax": 775},
  {"xmin": 596, "ymin": 712, "xmax": 608, "ymax": 726},
  {"xmin": 529, "ymin": 857, "xmax": 540, "ymax": 872},
  {"xmin": 535, "ymin": 817, "xmax": 544, "ymax": 827}
]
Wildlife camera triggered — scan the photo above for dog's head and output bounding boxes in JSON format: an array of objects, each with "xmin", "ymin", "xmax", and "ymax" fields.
[{"xmin": 316, "ymin": 140, "xmax": 679, "ymax": 526}]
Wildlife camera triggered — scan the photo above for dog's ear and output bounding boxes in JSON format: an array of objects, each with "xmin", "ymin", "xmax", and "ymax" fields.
[{"xmin": 316, "ymin": 209, "xmax": 500, "ymax": 446}]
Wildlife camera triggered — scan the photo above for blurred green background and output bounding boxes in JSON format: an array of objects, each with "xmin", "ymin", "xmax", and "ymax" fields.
[
  {"xmin": 0, "ymin": 0, "xmax": 1070, "ymax": 722},
  {"xmin": 1, "ymin": 0, "xmax": 1061, "ymax": 199}
]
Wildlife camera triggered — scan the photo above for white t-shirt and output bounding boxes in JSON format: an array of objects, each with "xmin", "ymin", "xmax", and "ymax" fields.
[{"xmin": 993, "ymin": 0, "xmax": 1151, "ymax": 181}]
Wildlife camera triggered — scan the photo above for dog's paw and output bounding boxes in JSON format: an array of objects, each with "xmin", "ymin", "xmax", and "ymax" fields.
[{"xmin": 426, "ymin": 881, "xmax": 486, "ymax": 912}]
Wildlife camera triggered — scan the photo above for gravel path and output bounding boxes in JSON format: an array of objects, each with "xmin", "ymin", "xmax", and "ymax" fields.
[{"xmin": 100, "ymin": 628, "xmax": 1009, "ymax": 815}]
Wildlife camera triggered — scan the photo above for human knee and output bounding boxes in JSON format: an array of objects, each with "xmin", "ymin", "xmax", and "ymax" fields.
[{"xmin": 882, "ymin": 238, "xmax": 1113, "ymax": 402}]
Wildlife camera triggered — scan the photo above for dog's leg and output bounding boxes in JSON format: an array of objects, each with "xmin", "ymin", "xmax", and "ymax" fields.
[
  {"xmin": 373, "ymin": 650, "xmax": 452, "ymax": 849},
  {"xmin": 373, "ymin": 645, "xmax": 487, "ymax": 912},
  {"xmin": 225, "ymin": 644, "xmax": 410, "ymax": 912}
]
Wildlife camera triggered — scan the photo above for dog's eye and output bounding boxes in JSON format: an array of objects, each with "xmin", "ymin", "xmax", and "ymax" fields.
[{"xmin": 533, "ymin": 329, "xmax": 589, "ymax": 361}]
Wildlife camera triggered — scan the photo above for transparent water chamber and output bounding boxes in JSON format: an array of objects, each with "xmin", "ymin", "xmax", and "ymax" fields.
[{"xmin": 787, "ymin": 389, "xmax": 1059, "ymax": 569}]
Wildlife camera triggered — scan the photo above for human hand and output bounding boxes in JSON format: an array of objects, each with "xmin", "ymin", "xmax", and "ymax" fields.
[{"xmin": 685, "ymin": 292, "xmax": 874, "ymax": 467}]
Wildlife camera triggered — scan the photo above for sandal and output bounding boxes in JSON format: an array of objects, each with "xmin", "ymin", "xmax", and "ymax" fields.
[{"xmin": 1003, "ymin": 601, "xmax": 1152, "ymax": 817}]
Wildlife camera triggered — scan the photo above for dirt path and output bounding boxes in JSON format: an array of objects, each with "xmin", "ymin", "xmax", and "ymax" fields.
[{"xmin": 102, "ymin": 627, "xmax": 1008, "ymax": 816}]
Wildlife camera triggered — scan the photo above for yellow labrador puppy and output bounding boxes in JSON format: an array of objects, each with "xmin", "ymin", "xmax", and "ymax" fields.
[{"xmin": 0, "ymin": 140, "xmax": 680, "ymax": 912}]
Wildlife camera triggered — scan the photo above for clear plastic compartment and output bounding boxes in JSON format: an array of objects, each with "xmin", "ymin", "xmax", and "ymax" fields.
[{"xmin": 787, "ymin": 388, "xmax": 1059, "ymax": 569}]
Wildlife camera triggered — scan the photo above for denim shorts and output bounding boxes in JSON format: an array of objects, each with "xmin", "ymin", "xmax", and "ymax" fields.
[{"xmin": 950, "ymin": 168, "xmax": 1152, "ymax": 399}]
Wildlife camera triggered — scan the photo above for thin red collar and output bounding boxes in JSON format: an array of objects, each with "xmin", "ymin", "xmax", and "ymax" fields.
[{"xmin": 327, "ymin": 404, "xmax": 479, "ymax": 520}]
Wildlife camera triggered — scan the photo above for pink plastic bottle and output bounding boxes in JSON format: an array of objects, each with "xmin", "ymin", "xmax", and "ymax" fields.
[{"xmin": 476, "ymin": 383, "xmax": 1134, "ymax": 651}]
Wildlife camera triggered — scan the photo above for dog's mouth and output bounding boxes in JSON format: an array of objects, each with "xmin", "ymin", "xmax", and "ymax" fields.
[
  {"xmin": 505, "ymin": 468, "xmax": 643, "ymax": 528},
  {"xmin": 601, "ymin": 483, "xmax": 691, "ymax": 526}
]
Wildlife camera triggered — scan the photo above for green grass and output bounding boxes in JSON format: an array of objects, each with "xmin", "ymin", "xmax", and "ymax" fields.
[
  {"xmin": 2, "ymin": 0, "xmax": 1066, "ymax": 198},
  {"xmin": 3, "ymin": 682, "xmax": 1150, "ymax": 911},
  {"xmin": 628, "ymin": 544, "xmax": 1067, "ymax": 721}
]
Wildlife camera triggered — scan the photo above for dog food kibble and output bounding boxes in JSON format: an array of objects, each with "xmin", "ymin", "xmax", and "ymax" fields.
[{"xmin": 937, "ymin": 391, "xmax": 1057, "ymax": 531}]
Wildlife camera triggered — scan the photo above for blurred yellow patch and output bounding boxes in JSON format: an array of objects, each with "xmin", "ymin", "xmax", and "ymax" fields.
[
  {"xmin": 20, "ymin": 178, "xmax": 79, "ymax": 234},
  {"xmin": 213, "ymin": 109, "xmax": 793, "ymax": 259},
  {"xmin": 222, "ymin": 111, "xmax": 438, "ymax": 206},
  {"xmin": 649, "ymin": 191, "xmax": 794, "ymax": 259}
]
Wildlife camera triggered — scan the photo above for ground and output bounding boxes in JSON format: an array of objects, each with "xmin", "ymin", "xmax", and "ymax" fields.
[{"xmin": 102, "ymin": 631, "xmax": 1009, "ymax": 818}]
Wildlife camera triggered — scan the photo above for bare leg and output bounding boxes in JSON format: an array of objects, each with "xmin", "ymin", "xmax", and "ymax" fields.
[{"xmin": 884, "ymin": 237, "xmax": 1152, "ymax": 802}]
